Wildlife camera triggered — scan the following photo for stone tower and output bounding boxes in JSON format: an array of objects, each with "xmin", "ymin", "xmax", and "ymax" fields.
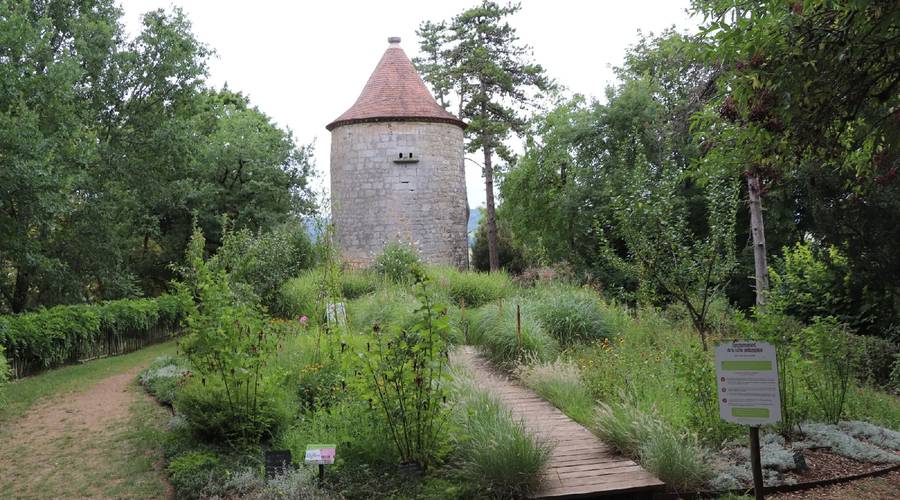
[{"xmin": 327, "ymin": 37, "xmax": 469, "ymax": 268}]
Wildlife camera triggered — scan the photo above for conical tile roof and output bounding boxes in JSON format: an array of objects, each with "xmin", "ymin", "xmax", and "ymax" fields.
[{"xmin": 326, "ymin": 38, "xmax": 465, "ymax": 131}]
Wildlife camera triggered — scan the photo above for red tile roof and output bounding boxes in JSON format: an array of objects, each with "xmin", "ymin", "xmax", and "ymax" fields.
[{"xmin": 326, "ymin": 40, "xmax": 465, "ymax": 131}]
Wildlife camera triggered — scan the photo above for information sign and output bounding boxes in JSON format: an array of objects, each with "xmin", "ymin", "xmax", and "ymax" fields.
[
  {"xmin": 304, "ymin": 444, "xmax": 336, "ymax": 465},
  {"xmin": 715, "ymin": 340, "xmax": 781, "ymax": 425}
]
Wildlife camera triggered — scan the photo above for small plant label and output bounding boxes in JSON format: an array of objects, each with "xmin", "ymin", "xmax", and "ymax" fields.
[
  {"xmin": 304, "ymin": 444, "xmax": 336, "ymax": 465},
  {"xmin": 715, "ymin": 340, "xmax": 781, "ymax": 425}
]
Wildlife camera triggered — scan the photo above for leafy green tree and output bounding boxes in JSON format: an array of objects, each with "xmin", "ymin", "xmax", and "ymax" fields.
[
  {"xmin": 413, "ymin": 20, "xmax": 452, "ymax": 109},
  {"xmin": 615, "ymin": 157, "xmax": 739, "ymax": 350},
  {"xmin": 500, "ymin": 30, "xmax": 726, "ymax": 298},
  {"xmin": 417, "ymin": 1, "xmax": 555, "ymax": 271},
  {"xmin": 0, "ymin": 3, "xmax": 315, "ymax": 311},
  {"xmin": 0, "ymin": 0, "xmax": 124, "ymax": 311},
  {"xmin": 692, "ymin": 0, "xmax": 900, "ymax": 322}
]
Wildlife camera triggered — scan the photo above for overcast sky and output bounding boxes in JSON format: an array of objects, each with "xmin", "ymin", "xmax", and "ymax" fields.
[{"xmin": 120, "ymin": 0, "xmax": 697, "ymax": 209}]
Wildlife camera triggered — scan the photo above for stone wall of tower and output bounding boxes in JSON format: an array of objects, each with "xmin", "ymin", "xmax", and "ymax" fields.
[{"xmin": 330, "ymin": 121, "xmax": 469, "ymax": 269}]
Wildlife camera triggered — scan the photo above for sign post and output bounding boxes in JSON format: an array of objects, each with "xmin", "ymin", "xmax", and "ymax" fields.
[{"xmin": 715, "ymin": 340, "xmax": 781, "ymax": 500}]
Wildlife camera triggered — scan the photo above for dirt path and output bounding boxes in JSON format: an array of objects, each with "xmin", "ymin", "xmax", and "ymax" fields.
[{"xmin": 0, "ymin": 365, "xmax": 171, "ymax": 499}]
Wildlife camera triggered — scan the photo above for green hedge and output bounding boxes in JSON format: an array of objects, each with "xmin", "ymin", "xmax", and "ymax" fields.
[{"xmin": 0, "ymin": 293, "xmax": 191, "ymax": 378}]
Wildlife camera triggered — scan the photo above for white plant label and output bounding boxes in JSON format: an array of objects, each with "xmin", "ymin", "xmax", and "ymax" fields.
[
  {"xmin": 715, "ymin": 340, "xmax": 781, "ymax": 425},
  {"xmin": 304, "ymin": 444, "xmax": 336, "ymax": 465}
]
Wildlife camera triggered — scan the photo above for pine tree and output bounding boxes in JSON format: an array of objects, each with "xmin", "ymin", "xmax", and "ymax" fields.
[{"xmin": 416, "ymin": 1, "xmax": 554, "ymax": 271}]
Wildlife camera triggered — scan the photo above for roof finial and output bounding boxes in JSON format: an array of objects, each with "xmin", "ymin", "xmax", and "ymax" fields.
[{"xmin": 388, "ymin": 36, "xmax": 401, "ymax": 46}]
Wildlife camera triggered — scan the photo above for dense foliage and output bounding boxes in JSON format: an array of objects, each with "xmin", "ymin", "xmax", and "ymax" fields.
[
  {"xmin": 0, "ymin": 293, "xmax": 190, "ymax": 377},
  {"xmin": 0, "ymin": 1, "xmax": 315, "ymax": 313},
  {"xmin": 175, "ymin": 227, "xmax": 289, "ymax": 444},
  {"xmin": 491, "ymin": 2, "xmax": 900, "ymax": 341}
]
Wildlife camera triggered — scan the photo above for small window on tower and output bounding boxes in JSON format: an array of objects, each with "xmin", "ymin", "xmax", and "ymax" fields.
[{"xmin": 393, "ymin": 151, "xmax": 419, "ymax": 164}]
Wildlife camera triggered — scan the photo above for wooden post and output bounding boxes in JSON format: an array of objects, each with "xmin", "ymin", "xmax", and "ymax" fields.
[
  {"xmin": 749, "ymin": 426, "xmax": 764, "ymax": 500},
  {"xmin": 516, "ymin": 304, "xmax": 522, "ymax": 356},
  {"xmin": 460, "ymin": 298, "xmax": 468, "ymax": 344},
  {"xmin": 318, "ymin": 463, "xmax": 325, "ymax": 485}
]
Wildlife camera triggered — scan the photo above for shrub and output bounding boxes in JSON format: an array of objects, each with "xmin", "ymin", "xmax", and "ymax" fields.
[
  {"xmin": 357, "ymin": 280, "xmax": 452, "ymax": 468},
  {"xmin": 469, "ymin": 303, "xmax": 558, "ymax": 367},
  {"xmin": 515, "ymin": 359, "xmax": 594, "ymax": 425},
  {"xmin": 430, "ymin": 266, "xmax": 514, "ymax": 307},
  {"xmin": 797, "ymin": 422, "xmax": 900, "ymax": 463},
  {"xmin": 176, "ymin": 227, "xmax": 288, "ymax": 444},
  {"xmin": 838, "ymin": 420, "xmax": 900, "ymax": 451},
  {"xmin": 168, "ymin": 450, "xmax": 221, "ymax": 499},
  {"xmin": 526, "ymin": 285, "xmax": 608, "ymax": 345},
  {"xmin": 799, "ymin": 317, "xmax": 853, "ymax": 423},
  {"xmin": 175, "ymin": 380, "xmax": 291, "ymax": 444},
  {"xmin": 892, "ymin": 358, "xmax": 900, "ymax": 393},
  {"xmin": 0, "ymin": 294, "xmax": 188, "ymax": 377},
  {"xmin": 373, "ymin": 241, "xmax": 424, "ymax": 284},
  {"xmin": 280, "ymin": 399, "xmax": 398, "ymax": 467},
  {"xmin": 296, "ymin": 361, "xmax": 344, "ymax": 412},
  {"xmin": 212, "ymin": 221, "xmax": 315, "ymax": 311},
  {"xmin": 0, "ymin": 344, "xmax": 8, "ymax": 383},
  {"xmin": 139, "ymin": 355, "xmax": 191, "ymax": 405},
  {"xmin": 0, "ymin": 344, "xmax": 8, "ymax": 407},
  {"xmin": 453, "ymin": 379, "xmax": 551, "ymax": 497},
  {"xmin": 215, "ymin": 467, "xmax": 328, "ymax": 500},
  {"xmin": 672, "ymin": 345, "xmax": 741, "ymax": 446},
  {"xmin": 471, "ymin": 217, "xmax": 526, "ymax": 274},
  {"xmin": 846, "ymin": 333, "xmax": 898, "ymax": 387}
]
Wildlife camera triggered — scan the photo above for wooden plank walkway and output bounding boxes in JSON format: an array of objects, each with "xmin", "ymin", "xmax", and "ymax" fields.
[{"xmin": 452, "ymin": 347, "xmax": 665, "ymax": 499}]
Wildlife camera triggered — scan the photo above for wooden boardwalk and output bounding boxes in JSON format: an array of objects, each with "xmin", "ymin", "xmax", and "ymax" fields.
[{"xmin": 453, "ymin": 347, "xmax": 665, "ymax": 499}]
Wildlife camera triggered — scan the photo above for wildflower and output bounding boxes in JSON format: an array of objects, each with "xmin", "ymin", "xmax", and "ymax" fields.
[{"xmin": 299, "ymin": 315, "xmax": 309, "ymax": 326}]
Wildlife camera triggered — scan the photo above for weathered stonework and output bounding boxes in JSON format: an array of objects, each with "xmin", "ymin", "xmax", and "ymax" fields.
[{"xmin": 330, "ymin": 121, "xmax": 469, "ymax": 268}]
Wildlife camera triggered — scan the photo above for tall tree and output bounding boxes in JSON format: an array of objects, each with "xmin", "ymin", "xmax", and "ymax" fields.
[
  {"xmin": 0, "ymin": 2, "xmax": 316, "ymax": 311},
  {"xmin": 417, "ymin": 1, "xmax": 554, "ymax": 271},
  {"xmin": 692, "ymin": 0, "xmax": 900, "ymax": 322}
]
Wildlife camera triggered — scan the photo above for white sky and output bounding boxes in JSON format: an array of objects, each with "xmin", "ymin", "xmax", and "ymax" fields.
[{"xmin": 119, "ymin": 0, "xmax": 697, "ymax": 209}]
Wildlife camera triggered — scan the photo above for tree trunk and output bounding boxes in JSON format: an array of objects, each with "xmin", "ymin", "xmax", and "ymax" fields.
[
  {"xmin": 482, "ymin": 134, "xmax": 500, "ymax": 272},
  {"xmin": 747, "ymin": 173, "xmax": 769, "ymax": 307},
  {"xmin": 11, "ymin": 269, "xmax": 29, "ymax": 313}
]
